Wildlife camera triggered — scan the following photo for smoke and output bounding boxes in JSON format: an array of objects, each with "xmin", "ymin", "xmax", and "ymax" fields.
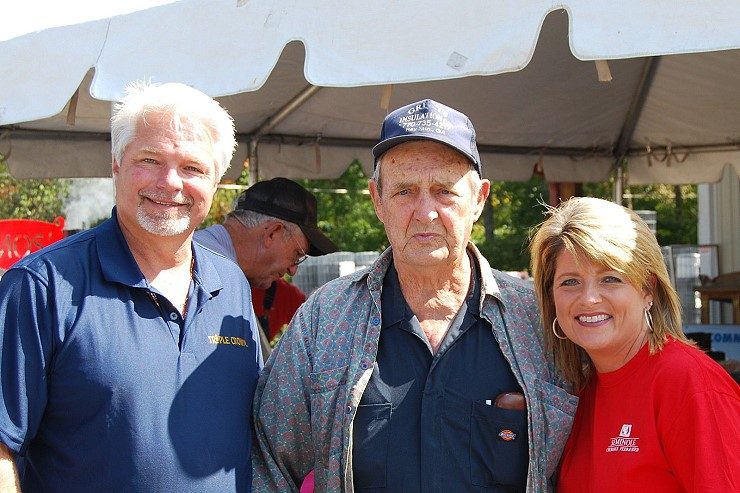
[{"xmin": 63, "ymin": 178, "xmax": 115, "ymax": 230}]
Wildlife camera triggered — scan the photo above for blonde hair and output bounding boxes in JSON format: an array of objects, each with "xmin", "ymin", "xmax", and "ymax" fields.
[{"xmin": 530, "ymin": 197, "xmax": 689, "ymax": 389}]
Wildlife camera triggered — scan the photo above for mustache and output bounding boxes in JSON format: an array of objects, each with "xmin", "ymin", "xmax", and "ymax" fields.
[{"xmin": 139, "ymin": 191, "xmax": 193, "ymax": 206}]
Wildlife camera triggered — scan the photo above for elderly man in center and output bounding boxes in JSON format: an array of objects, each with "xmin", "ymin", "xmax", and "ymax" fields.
[{"xmin": 252, "ymin": 99, "xmax": 576, "ymax": 492}]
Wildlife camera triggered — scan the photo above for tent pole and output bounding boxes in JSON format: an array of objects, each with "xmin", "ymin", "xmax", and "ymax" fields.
[
  {"xmin": 248, "ymin": 138, "xmax": 259, "ymax": 185},
  {"xmin": 254, "ymin": 84, "xmax": 322, "ymax": 138},
  {"xmin": 614, "ymin": 57, "xmax": 660, "ymax": 159},
  {"xmin": 612, "ymin": 56, "xmax": 660, "ymax": 205},
  {"xmin": 614, "ymin": 160, "xmax": 624, "ymax": 205},
  {"xmin": 247, "ymin": 84, "xmax": 322, "ymax": 184}
]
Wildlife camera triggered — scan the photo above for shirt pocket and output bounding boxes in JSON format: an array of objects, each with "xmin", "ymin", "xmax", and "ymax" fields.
[
  {"xmin": 470, "ymin": 399, "xmax": 528, "ymax": 488},
  {"xmin": 352, "ymin": 402, "xmax": 392, "ymax": 489},
  {"xmin": 534, "ymin": 379, "xmax": 578, "ymax": 478},
  {"xmin": 307, "ymin": 365, "xmax": 350, "ymax": 467}
]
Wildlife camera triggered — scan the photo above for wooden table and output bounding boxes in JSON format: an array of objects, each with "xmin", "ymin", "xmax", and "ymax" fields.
[{"xmin": 695, "ymin": 272, "xmax": 740, "ymax": 324}]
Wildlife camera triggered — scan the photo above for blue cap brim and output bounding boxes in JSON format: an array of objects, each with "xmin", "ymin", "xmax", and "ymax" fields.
[{"xmin": 372, "ymin": 134, "xmax": 481, "ymax": 176}]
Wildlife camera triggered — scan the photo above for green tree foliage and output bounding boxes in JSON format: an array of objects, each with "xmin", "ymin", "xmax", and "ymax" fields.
[
  {"xmin": 0, "ymin": 157, "xmax": 69, "ymax": 221},
  {"xmin": 201, "ymin": 165, "xmax": 251, "ymax": 228},
  {"xmin": 631, "ymin": 184, "xmax": 697, "ymax": 247},
  {"xmin": 202, "ymin": 188, "xmax": 241, "ymax": 228},
  {"xmin": 476, "ymin": 180, "xmax": 697, "ymax": 272},
  {"xmin": 475, "ymin": 177, "xmax": 549, "ymax": 272},
  {"xmin": 201, "ymin": 159, "xmax": 697, "ymax": 270},
  {"xmin": 582, "ymin": 182, "xmax": 697, "ymax": 247},
  {"xmin": 297, "ymin": 160, "xmax": 387, "ymax": 252}
]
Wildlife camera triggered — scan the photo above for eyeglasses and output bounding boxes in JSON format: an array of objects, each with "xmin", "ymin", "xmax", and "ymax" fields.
[
  {"xmin": 285, "ymin": 227, "xmax": 309, "ymax": 266},
  {"xmin": 234, "ymin": 214, "xmax": 309, "ymax": 266}
]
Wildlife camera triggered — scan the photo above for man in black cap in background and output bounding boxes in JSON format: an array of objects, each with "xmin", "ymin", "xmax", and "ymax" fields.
[
  {"xmin": 252, "ymin": 100, "xmax": 575, "ymax": 492},
  {"xmin": 195, "ymin": 178, "xmax": 338, "ymax": 357}
]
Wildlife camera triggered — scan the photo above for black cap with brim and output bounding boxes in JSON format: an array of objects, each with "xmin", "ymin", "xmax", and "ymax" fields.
[
  {"xmin": 236, "ymin": 178, "xmax": 338, "ymax": 256},
  {"xmin": 300, "ymin": 225, "xmax": 338, "ymax": 257}
]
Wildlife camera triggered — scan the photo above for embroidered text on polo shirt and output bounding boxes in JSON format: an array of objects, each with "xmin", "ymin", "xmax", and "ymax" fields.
[{"xmin": 207, "ymin": 334, "xmax": 248, "ymax": 346}]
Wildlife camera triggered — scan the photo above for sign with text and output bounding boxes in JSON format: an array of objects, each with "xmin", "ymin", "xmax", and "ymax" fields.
[
  {"xmin": 685, "ymin": 324, "xmax": 740, "ymax": 360},
  {"xmin": 0, "ymin": 217, "xmax": 66, "ymax": 270}
]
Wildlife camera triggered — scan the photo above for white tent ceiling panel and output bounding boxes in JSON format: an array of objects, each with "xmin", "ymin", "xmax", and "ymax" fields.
[
  {"xmin": 1, "ymin": 1, "xmax": 179, "ymax": 41},
  {"xmin": 628, "ymin": 153, "xmax": 740, "ymax": 186},
  {"xmin": 480, "ymin": 154, "xmax": 541, "ymax": 182},
  {"xmin": 540, "ymin": 156, "xmax": 613, "ymax": 183},
  {"xmin": 0, "ymin": 24, "xmax": 107, "ymax": 124},
  {"xmin": 4, "ymin": 138, "xmax": 249, "ymax": 181},
  {"xmin": 255, "ymin": 143, "xmax": 372, "ymax": 181},
  {"xmin": 92, "ymin": 0, "xmax": 287, "ymax": 100},
  {"xmin": 6, "ymin": 139, "xmax": 111, "ymax": 179},
  {"xmin": 568, "ymin": 1, "xmax": 740, "ymax": 59},
  {"xmin": 262, "ymin": 85, "xmax": 386, "ymax": 141},
  {"xmin": 3, "ymin": 0, "xmax": 740, "ymax": 122},
  {"xmin": 633, "ymin": 51, "xmax": 740, "ymax": 147}
]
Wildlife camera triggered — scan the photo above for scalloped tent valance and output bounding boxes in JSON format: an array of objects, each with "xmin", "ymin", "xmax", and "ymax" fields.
[{"xmin": 1, "ymin": 0, "xmax": 739, "ymax": 185}]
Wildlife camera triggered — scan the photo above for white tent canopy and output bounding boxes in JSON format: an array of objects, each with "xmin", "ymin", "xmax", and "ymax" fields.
[{"xmin": 1, "ymin": 0, "xmax": 739, "ymax": 186}]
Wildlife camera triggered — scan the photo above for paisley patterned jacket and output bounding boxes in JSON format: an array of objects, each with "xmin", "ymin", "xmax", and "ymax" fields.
[{"xmin": 252, "ymin": 245, "xmax": 577, "ymax": 492}]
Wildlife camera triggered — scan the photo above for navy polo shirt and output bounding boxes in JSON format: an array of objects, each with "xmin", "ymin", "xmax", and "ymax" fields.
[
  {"xmin": 0, "ymin": 210, "xmax": 260, "ymax": 492},
  {"xmin": 352, "ymin": 257, "xmax": 529, "ymax": 492}
]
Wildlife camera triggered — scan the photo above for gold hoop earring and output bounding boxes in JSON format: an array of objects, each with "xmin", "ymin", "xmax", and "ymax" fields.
[
  {"xmin": 552, "ymin": 318, "xmax": 568, "ymax": 340},
  {"xmin": 644, "ymin": 304, "xmax": 654, "ymax": 333}
]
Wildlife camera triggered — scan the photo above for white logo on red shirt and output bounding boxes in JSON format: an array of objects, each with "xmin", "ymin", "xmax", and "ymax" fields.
[
  {"xmin": 619, "ymin": 424, "xmax": 632, "ymax": 437},
  {"xmin": 606, "ymin": 423, "xmax": 640, "ymax": 453}
]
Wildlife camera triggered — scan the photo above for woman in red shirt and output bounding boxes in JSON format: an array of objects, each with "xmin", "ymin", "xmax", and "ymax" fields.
[{"xmin": 530, "ymin": 197, "xmax": 739, "ymax": 492}]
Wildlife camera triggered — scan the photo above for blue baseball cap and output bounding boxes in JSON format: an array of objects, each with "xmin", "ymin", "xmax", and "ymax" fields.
[{"xmin": 372, "ymin": 99, "xmax": 481, "ymax": 176}]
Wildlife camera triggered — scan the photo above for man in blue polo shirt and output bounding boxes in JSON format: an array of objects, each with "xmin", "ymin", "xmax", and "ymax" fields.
[{"xmin": 0, "ymin": 81, "xmax": 261, "ymax": 491}]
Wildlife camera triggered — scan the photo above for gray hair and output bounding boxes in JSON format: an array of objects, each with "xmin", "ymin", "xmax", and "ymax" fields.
[
  {"xmin": 371, "ymin": 160, "xmax": 383, "ymax": 194},
  {"xmin": 110, "ymin": 80, "xmax": 236, "ymax": 181},
  {"xmin": 228, "ymin": 209, "xmax": 301, "ymax": 235}
]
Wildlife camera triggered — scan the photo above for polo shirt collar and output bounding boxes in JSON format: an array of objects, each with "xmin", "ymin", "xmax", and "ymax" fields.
[
  {"xmin": 96, "ymin": 207, "xmax": 223, "ymax": 295},
  {"xmin": 96, "ymin": 208, "xmax": 148, "ymax": 288},
  {"xmin": 466, "ymin": 250, "xmax": 482, "ymax": 318},
  {"xmin": 191, "ymin": 240, "xmax": 224, "ymax": 295},
  {"xmin": 381, "ymin": 249, "xmax": 483, "ymax": 330},
  {"xmin": 355, "ymin": 243, "xmax": 503, "ymax": 314}
]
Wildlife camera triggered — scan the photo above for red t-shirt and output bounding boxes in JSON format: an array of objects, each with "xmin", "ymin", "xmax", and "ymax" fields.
[
  {"xmin": 559, "ymin": 339, "xmax": 740, "ymax": 492},
  {"xmin": 251, "ymin": 278, "xmax": 306, "ymax": 341}
]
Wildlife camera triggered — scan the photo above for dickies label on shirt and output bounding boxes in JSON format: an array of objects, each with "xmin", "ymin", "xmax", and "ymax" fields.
[
  {"xmin": 207, "ymin": 334, "xmax": 248, "ymax": 347},
  {"xmin": 498, "ymin": 429, "xmax": 517, "ymax": 441}
]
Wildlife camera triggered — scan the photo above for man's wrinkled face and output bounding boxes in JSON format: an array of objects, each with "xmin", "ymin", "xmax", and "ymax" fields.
[
  {"xmin": 232, "ymin": 218, "xmax": 310, "ymax": 289},
  {"xmin": 369, "ymin": 141, "xmax": 489, "ymax": 270}
]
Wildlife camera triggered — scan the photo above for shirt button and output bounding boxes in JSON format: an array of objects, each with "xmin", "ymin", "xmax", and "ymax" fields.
[
  {"xmin": 371, "ymin": 317, "xmax": 380, "ymax": 325},
  {"xmin": 346, "ymin": 405, "xmax": 352, "ymax": 414},
  {"xmin": 360, "ymin": 361, "xmax": 369, "ymax": 370},
  {"xmin": 169, "ymin": 312, "xmax": 178, "ymax": 321}
]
